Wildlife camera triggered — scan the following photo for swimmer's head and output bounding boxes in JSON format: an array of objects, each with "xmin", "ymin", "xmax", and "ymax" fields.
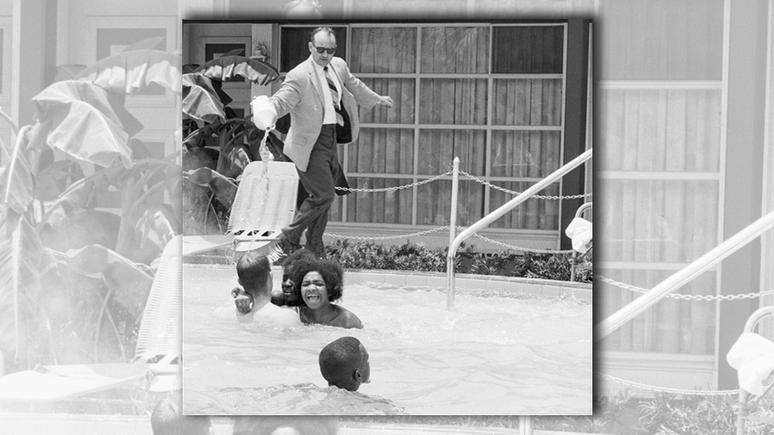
[
  {"xmin": 151, "ymin": 392, "xmax": 212, "ymax": 435},
  {"xmin": 232, "ymin": 416, "xmax": 339, "ymax": 435},
  {"xmin": 291, "ymin": 258, "xmax": 344, "ymax": 302},
  {"xmin": 318, "ymin": 336, "xmax": 370, "ymax": 392},
  {"xmin": 236, "ymin": 251, "xmax": 272, "ymax": 295},
  {"xmin": 279, "ymin": 249, "xmax": 317, "ymax": 306}
]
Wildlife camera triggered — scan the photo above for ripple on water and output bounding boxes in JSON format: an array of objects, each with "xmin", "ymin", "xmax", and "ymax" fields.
[{"xmin": 182, "ymin": 265, "xmax": 591, "ymax": 415}]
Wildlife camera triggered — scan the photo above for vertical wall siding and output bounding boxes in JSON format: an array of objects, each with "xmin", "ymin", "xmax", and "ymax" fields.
[
  {"xmin": 599, "ymin": 0, "xmax": 724, "ymax": 80},
  {"xmin": 600, "ymin": 179, "xmax": 719, "ymax": 264},
  {"xmin": 350, "ymin": 27, "xmax": 417, "ymax": 74},
  {"xmin": 600, "ymin": 88, "xmax": 722, "ymax": 172},
  {"xmin": 597, "ymin": 87, "xmax": 721, "ymax": 354},
  {"xmin": 492, "ymin": 79, "xmax": 563, "ymax": 126},
  {"xmin": 599, "ymin": 268, "xmax": 716, "ymax": 354}
]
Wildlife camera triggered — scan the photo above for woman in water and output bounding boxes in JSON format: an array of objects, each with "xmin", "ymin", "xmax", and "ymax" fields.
[{"xmin": 290, "ymin": 257, "xmax": 363, "ymax": 329}]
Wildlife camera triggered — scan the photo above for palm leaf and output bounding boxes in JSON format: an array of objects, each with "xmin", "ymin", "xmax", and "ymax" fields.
[
  {"xmin": 135, "ymin": 204, "xmax": 178, "ymax": 251},
  {"xmin": 31, "ymin": 80, "xmax": 132, "ymax": 168},
  {"xmin": 37, "ymin": 165, "xmax": 126, "ymax": 227},
  {"xmin": 34, "ymin": 160, "xmax": 85, "ymax": 202},
  {"xmin": 0, "ymin": 126, "xmax": 35, "ymax": 215},
  {"xmin": 65, "ymin": 243, "xmax": 154, "ymax": 321},
  {"xmin": 0, "ymin": 106, "xmax": 18, "ymax": 136},
  {"xmin": 182, "ymin": 73, "xmax": 226, "ymax": 123},
  {"xmin": 77, "ymin": 49, "xmax": 182, "ymax": 95},
  {"xmin": 0, "ymin": 207, "xmax": 56, "ymax": 369},
  {"xmin": 194, "ymin": 56, "xmax": 280, "ymax": 86},
  {"xmin": 185, "ymin": 166, "xmax": 238, "ymax": 210}
]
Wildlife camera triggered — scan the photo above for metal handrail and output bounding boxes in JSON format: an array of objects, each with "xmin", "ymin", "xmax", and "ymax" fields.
[
  {"xmin": 743, "ymin": 305, "xmax": 774, "ymax": 333},
  {"xmin": 575, "ymin": 201, "xmax": 593, "ymax": 219},
  {"xmin": 595, "ymin": 209, "xmax": 774, "ymax": 341},
  {"xmin": 445, "ymin": 148, "xmax": 593, "ymax": 308}
]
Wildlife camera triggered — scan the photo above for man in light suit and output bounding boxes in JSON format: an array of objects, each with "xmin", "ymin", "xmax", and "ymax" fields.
[{"xmin": 266, "ymin": 27, "xmax": 393, "ymax": 257}]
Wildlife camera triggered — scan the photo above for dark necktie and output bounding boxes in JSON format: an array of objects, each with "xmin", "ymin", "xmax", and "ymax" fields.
[{"xmin": 323, "ymin": 66, "xmax": 344, "ymax": 126}]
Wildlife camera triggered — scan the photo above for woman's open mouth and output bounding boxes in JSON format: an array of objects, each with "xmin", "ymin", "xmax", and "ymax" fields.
[{"xmin": 305, "ymin": 292, "xmax": 321, "ymax": 302}]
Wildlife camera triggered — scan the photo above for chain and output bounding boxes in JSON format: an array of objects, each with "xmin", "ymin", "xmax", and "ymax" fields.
[
  {"xmin": 334, "ymin": 171, "xmax": 454, "ymax": 193},
  {"xmin": 470, "ymin": 232, "xmax": 577, "ymax": 254},
  {"xmin": 324, "ymin": 226, "xmax": 451, "ymax": 241},
  {"xmin": 459, "ymin": 170, "xmax": 592, "ymax": 200},
  {"xmin": 323, "ymin": 225, "xmax": 578, "ymax": 256},
  {"xmin": 598, "ymin": 275, "xmax": 774, "ymax": 301},
  {"xmin": 595, "ymin": 373, "xmax": 737, "ymax": 396}
]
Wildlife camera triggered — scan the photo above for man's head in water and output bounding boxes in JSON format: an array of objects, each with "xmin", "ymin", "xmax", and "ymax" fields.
[{"xmin": 318, "ymin": 336, "xmax": 370, "ymax": 391}]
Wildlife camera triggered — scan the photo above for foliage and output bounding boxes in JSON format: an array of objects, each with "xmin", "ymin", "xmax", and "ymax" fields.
[
  {"xmin": 533, "ymin": 390, "xmax": 774, "ymax": 435},
  {"xmin": 533, "ymin": 389, "xmax": 635, "ymax": 433},
  {"xmin": 636, "ymin": 393, "xmax": 744, "ymax": 435},
  {"xmin": 324, "ymin": 239, "xmax": 592, "ymax": 282},
  {"xmin": 181, "ymin": 57, "xmax": 282, "ymax": 237},
  {"xmin": 0, "ymin": 45, "xmax": 181, "ymax": 372}
]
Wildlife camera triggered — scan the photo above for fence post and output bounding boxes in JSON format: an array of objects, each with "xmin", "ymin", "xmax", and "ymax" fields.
[
  {"xmin": 519, "ymin": 416, "xmax": 533, "ymax": 435},
  {"xmin": 446, "ymin": 157, "xmax": 460, "ymax": 309},
  {"xmin": 449, "ymin": 157, "xmax": 460, "ymax": 247}
]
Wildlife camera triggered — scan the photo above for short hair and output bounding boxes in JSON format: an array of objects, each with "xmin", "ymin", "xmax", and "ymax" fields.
[
  {"xmin": 310, "ymin": 26, "xmax": 335, "ymax": 43},
  {"xmin": 232, "ymin": 416, "xmax": 339, "ymax": 435},
  {"xmin": 290, "ymin": 258, "xmax": 344, "ymax": 301},
  {"xmin": 283, "ymin": 0, "xmax": 324, "ymax": 19},
  {"xmin": 151, "ymin": 393, "xmax": 211, "ymax": 435},
  {"xmin": 236, "ymin": 251, "xmax": 271, "ymax": 291},
  {"xmin": 319, "ymin": 337, "xmax": 364, "ymax": 388}
]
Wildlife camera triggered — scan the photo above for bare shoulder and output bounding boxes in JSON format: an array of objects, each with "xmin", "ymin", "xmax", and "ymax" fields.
[
  {"xmin": 333, "ymin": 305, "xmax": 363, "ymax": 329},
  {"xmin": 256, "ymin": 304, "xmax": 301, "ymax": 326}
]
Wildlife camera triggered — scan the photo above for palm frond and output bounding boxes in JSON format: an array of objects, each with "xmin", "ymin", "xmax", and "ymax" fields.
[
  {"xmin": 0, "ymin": 126, "xmax": 35, "ymax": 215},
  {"xmin": 0, "ymin": 207, "xmax": 55, "ymax": 369}
]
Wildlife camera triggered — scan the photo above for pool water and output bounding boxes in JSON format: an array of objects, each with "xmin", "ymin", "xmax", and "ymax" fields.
[{"xmin": 182, "ymin": 265, "xmax": 591, "ymax": 415}]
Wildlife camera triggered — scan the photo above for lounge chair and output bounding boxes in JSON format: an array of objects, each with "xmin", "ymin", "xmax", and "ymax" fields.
[
  {"xmin": 728, "ymin": 305, "xmax": 774, "ymax": 434},
  {"xmin": 182, "ymin": 160, "xmax": 298, "ymax": 261},
  {"xmin": 0, "ymin": 235, "xmax": 182, "ymax": 405}
]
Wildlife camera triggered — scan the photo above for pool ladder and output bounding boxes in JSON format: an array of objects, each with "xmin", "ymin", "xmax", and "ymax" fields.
[
  {"xmin": 446, "ymin": 149, "xmax": 592, "ymax": 434},
  {"xmin": 446, "ymin": 148, "xmax": 593, "ymax": 309}
]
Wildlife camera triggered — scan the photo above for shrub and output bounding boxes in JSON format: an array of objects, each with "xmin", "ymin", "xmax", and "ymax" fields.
[
  {"xmin": 324, "ymin": 239, "xmax": 592, "ymax": 283},
  {"xmin": 534, "ymin": 390, "xmax": 774, "ymax": 435},
  {"xmin": 638, "ymin": 392, "xmax": 774, "ymax": 435},
  {"xmin": 533, "ymin": 389, "xmax": 636, "ymax": 433}
]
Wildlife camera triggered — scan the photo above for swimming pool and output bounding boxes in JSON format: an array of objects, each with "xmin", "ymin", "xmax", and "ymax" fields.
[{"xmin": 182, "ymin": 264, "xmax": 592, "ymax": 415}]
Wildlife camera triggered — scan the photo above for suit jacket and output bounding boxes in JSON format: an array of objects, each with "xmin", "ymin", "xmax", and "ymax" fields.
[{"xmin": 269, "ymin": 56, "xmax": 381, "ymax": 172}]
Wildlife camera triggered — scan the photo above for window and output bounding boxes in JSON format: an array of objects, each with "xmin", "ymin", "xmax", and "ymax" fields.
[
  {"xmin": 278, "ymin": 22, "xmax": 571, "ymax": 234},
  {"xmin": 597, "ymin": 0, "xmax": 725, "ymax": 355}
]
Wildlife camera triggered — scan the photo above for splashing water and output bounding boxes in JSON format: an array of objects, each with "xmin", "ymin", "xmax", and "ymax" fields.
[{"xmin": 182, "ymin": 265, "xmax": 592, "ymax": 415}]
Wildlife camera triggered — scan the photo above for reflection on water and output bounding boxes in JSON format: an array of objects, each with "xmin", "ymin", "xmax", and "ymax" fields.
[{"xmin": 182, "ymin": 265, "xmax": 591, "ymax": 415}]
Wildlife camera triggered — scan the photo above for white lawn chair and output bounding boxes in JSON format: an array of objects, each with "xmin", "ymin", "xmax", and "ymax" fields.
[
  {"xmin": 0, "ymin": 235, "xmax": 182, "ymax": 406},
  {"xmin": 566, "ymin": 202, "xmax": 592, "ymax": 282},
  {"xmin": 728, "ymin": 305, "xmax": 774, "ymax": 435},
  {"xmin": 182, "ymin": 160, "xmax": 298, "ymax": 262}
]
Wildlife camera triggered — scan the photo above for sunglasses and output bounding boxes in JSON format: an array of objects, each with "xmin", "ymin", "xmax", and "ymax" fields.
[{"xmin": 312, "ymin": 44, "xmax": 336, "ymax": 54}]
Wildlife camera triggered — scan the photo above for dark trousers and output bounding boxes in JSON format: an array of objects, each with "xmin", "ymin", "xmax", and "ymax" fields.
[{"xmin": 282, "ymin": 125, "xmax": 341, "ymax": 254}]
